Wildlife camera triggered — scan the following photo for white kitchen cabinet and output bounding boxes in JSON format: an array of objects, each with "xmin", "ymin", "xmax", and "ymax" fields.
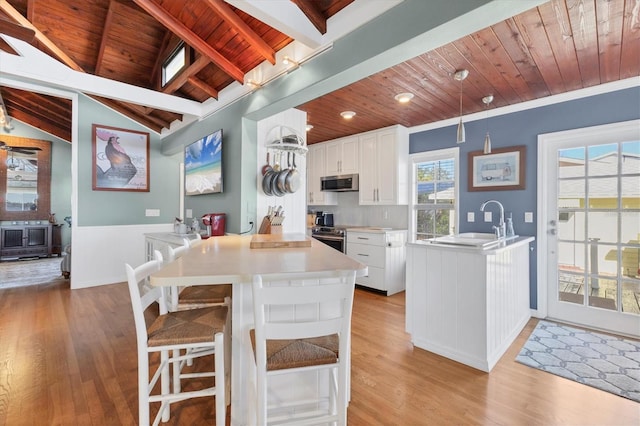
[
  {"xmin": 405, "ymin": 237, "xmax": 534, "ymax": 372},
  {"xmin": 358, "ymin": 125, "xmax": 408, "ymax": 205},
  {"xmin": 346, "ymin": 229, "xmax": 407, "ymax": 296},
  {"xmin": 307, "ymin": 143, "xmax": 336, "ymax": 205},
  {"xmin": 325, "ymin": 136, "xmax": 359, "ymax": 175}
]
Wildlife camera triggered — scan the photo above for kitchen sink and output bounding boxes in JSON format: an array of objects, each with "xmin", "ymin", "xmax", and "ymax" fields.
[{"xmin": 430, "ymin": 232, "xmax": 518, "ymax": 248}]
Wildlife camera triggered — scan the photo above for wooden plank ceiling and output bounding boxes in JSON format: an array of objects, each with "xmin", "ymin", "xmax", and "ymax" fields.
[{"xmin": 0, "ymin": 0, "xmax": 638, "ymax": 145}]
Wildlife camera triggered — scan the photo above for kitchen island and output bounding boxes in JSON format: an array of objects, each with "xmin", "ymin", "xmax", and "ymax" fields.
[
  {"xmin": 406, "ymin": 236, "xmax": 534, "ymax": 372},
  {"xmin": 150, "ymin": 234, "xmax": 367, "ymax": 425}
]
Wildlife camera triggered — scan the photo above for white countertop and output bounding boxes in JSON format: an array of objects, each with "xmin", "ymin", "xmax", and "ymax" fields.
[
  {"xmin": 150, "ymin": 234, "xmax": 368, "ymax": 287},
  {"xmin": 345, "ymin": 226, "xmax": 407, "ymax": 233},
  {"xmin": 407, "ymin": 235, "xmax": 535, "ymax": 254}
]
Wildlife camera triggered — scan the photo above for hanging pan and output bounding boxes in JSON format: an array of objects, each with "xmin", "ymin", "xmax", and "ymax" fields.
[
  {"xmin": 262, "ymin": 152, "xmax": 275, "ymax": 195},
  {"xmin": 284, "ymin": 153, "xmax": 300, "ymax": 193}
]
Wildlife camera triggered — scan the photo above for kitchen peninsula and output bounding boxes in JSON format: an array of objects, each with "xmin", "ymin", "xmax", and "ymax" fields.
[
  {"xmin": 150, "ymin": 234, "xmax": 367, "ymax": 425},
  {"xmin": 406, "ymin": 235, "xmax": 534, "ymax": 372}
]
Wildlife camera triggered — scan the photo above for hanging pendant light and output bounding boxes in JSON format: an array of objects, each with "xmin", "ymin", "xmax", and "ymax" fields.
[
  {"xmin": 453, "ymin": 69, "xmax": 469, "ymax": 144},
  {"xmin": 482, "ymin": 95, "xmax": 494, "ymax": 154}
]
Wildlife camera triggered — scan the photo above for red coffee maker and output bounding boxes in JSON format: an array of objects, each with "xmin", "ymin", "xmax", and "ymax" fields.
[{"xmin": 202, "ymin": 213, "xmax": 226, "ymax": 237}]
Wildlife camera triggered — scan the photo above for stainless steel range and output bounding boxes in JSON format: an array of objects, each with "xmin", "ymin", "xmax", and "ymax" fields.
[{"xmin": 311, "ymin": 226, "xmax": 346, "ymax": 253}]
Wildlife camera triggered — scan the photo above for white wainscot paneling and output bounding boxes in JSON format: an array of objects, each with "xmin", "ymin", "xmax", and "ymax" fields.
[
  {"xmin": 70, "ymin": 223, "xmax": 173, "ymax": 289},
  {"xmin": 405, "ymin": 239, "xmax": 532, "ymax": 372}
]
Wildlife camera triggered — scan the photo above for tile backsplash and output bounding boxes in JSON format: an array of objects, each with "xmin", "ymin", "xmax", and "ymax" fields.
[{"xmin": 309, "ymin": 192, "xmax": 408, "ymax": 229}]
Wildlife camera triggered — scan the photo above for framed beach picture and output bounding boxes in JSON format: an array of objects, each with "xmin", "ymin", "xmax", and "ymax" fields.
[
  {"xmin": 468, "ymin": 145, "xmax": 526, "ymax": 191},
  {"xmin": 92, "ymin": 124, "xmax": 149, "ymax": 192},
  {"xmin": 184, "ymin": 129, "xmax": 223, "ymax": 195}
]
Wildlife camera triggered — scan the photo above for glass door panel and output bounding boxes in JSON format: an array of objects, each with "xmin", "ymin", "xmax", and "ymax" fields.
[{"xmin": 546, "ymin": 127, "xmax": 639, "ymax": 337}]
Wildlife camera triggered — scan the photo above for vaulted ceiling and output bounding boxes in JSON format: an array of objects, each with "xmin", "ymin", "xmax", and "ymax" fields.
[{"xmin": 0, "ymin": 0, "xmax": 638, "ymax": 145}]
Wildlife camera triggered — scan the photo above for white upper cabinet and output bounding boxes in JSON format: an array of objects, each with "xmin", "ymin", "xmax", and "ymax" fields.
[
  {"xmin": 325, "ymin": 136, "xmax": 359, "ymax": 175},
  {"xmin": 307, "ymin": 143, "xmax": 336, "ymax": 206},
  {"xmin": 358, "ymin": 125, "xmax": 408, "ymax": 205}
]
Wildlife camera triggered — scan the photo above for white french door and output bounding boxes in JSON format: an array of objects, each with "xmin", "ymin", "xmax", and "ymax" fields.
[{"xmin": 538, "ymin": 120, "xmax": 640, "ymax": 337}]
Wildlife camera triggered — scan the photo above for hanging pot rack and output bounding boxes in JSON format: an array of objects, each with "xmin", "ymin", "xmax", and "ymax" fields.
[{"xmin": 265, "ymin": 125, "xmax": 308, "ymax": 155}]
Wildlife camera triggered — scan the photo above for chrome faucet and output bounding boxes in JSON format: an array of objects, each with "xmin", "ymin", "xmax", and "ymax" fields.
[{"xmin": 480, "ymin": 200, "xmax": 505, "ymax": 239}]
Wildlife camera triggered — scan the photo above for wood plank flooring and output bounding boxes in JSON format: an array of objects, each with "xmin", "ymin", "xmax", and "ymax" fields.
[{"xmin": 1, "ymin": 277, "xmax": 638, "ymax": 425}]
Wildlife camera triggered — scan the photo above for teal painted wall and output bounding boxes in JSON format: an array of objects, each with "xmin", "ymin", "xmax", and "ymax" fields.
[
  {"xmin": 161, "ymin": 101, "xmax": 251, "ymax": 234},
  {"xmin": 76, "ymin": 95, "xmax": 180, "ymax": 226}
]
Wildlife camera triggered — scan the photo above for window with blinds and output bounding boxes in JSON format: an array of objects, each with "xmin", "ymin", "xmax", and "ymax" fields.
[{"xmin": 409, "ymin": 148, "xmax": 459, "ymax": 241}]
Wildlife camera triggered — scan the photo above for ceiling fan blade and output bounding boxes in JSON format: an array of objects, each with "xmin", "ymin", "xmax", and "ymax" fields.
[{"xmin": 11, "ymin": 147, "xmax": 40, "ymax": 155}]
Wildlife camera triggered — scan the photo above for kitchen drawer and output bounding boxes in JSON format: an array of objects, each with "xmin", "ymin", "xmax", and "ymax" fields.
[
  {"xmin": 347, "ymin": 242, "xmax": 384, "ymax": 268},
  {"xmin": 347, "ymin": 232, "xmax": 387, "ymax": 246},
  {"xmin": 355, "ymin": 265, "xmax": 385, "ymax": 291}
]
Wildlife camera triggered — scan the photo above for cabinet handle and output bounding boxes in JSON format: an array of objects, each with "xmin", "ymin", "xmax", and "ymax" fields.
[
  {"xmin": 358, "ymin": 253, "xmax": 369, "ymax": 257},
  {"xmin": 357, "ymin": 237, "xmax": 369, "ymax": 240}
]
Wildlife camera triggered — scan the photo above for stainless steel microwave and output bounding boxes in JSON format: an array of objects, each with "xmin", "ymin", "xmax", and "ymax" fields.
[{"xmin": 321, "ymin": 174, "xmax": 359, "ymax": 192}]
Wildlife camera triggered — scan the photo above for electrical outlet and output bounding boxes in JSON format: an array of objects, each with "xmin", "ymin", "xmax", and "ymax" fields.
[
  {"xmin": 525, "ymin": 212, "xmax": 534, "ymax": 223},
  {"xmin": 145, "ymin": 209, "xmax": 160, "ymax": 217},
  {"xmin": 484, "ymin": 211, "xmax": 492, "ymax": 222},
  {"xmin": 186, "ymin": 209, "xmax": 193, "ymax": 218},
  {"xmin": 467, "ymin": 212, "xmax": 475, "ymax": 222}
]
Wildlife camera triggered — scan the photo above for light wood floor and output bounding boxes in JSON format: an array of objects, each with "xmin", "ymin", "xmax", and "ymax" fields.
[{"xmin": 0, "ymin": 276, "xmax": 638, "ymax": 425}]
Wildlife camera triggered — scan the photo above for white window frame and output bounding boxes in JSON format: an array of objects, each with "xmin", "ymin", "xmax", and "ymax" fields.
[
  {"xmin": 162, "ymin": 43, "xmax": 187, "ymax": 87},
  {"xmin": 408, "ymin": 147, "xmax": 459, "ymax": 243}
]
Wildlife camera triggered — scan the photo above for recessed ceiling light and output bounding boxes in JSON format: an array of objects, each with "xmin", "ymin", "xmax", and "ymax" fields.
[
  {"xmin": 340, "ymin": 111, "xmax": 356, "ymax": 119},
  {"xmin": 394, "ymin": 92, "xmax": 414, "ymax": 103},
  {"xmin": 306, "ymin": 124, "xmax": 314, "ymax": 131}
]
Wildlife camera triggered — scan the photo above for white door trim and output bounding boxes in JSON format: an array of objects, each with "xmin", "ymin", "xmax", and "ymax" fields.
[{"xmin": 537, "ymin": 119, "xmax": 640, "ymax": 334}]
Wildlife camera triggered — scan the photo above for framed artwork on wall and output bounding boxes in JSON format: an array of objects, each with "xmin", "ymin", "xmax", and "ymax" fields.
[
  {"xmin": 468, "ymin": 145, "xmax": 526, "ymax": 191},
  {"xmin": 184, "ymin": 129, "xmax": 223, "ymax": 195},
  {"xmin": 92, "ymin": 124, "xmax": 150, "ymax": 192}
]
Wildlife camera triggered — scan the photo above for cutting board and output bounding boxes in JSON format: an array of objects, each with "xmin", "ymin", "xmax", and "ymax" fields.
[{"xmin": 250, "ymin": 233, "xmax": 312, "ymax": 249}]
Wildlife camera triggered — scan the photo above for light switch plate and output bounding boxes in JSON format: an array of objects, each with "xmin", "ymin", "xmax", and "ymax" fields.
[
  {"xmin": 467, "ymin": 212, "xmax": 475, "ymax": 222},
  {"xmin": 186, "ymin": 209, "xmax": 193, "ymax": 218},
  {"xmin": 145, "ymin": 209, "xmax": 160, "ymax": 217},
  {"xmin": 525, "ymin": 212, "xmax": 534, "ymax": 223},
  {"xmin": 484, "ymin": 212, "xmax": 492, "ymax": 222}
]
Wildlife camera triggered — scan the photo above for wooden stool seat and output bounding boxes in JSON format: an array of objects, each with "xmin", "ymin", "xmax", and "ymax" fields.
[
  {"xmin": 148, "ymin": 305, "xmax": 228, "ymax": 347},
  {"xmin": 250, "ymin": 331, "xmax": 338, "ymax": 371},
  {"xmin": 178, "ymin": 284, "xmax": 232, "ymax": 307}
]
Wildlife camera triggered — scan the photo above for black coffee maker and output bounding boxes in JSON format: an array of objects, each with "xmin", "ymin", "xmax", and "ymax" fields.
[{"xmin": 314, "ymin": 211, "xmax": 334, "ymax": 227}]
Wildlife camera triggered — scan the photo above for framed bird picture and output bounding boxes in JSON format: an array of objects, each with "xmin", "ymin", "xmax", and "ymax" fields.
[{"xmin": 92, "ymin": 124, "xmax": 150, "ymax": 192}]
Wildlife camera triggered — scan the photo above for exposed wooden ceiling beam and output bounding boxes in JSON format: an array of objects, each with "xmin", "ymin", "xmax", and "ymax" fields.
[
  {"xmin": 150, "ymin": 31, "xmax": 175, "ymax": 87},
  {"xmin": 0, "ymin": 37, "xmax": 18, "ymax": 54},
  {"xmin": 290, "ymin": 0, "xmax": 327, "ymax": 34},
  {"xmin": 204, "ymin": 0, "xmax": 275, "ymax": 64},
  {"xmin": 94, "ymin": 96, "xmax": 166, "ymax": 133},
  {"xmin": 187, "ymin": 76, "xmax": 219, "ymax": 99},
  {"xmin": 0, "ymin": 0, "xmax": 84, "ymax": 72},
  {"xmin": 94, "ymin": 1, "xmax": 117, "ymax": 77},
  {"xmin": 225, "ymin": 0, "xmax": 323, "ymax": 48},
  {"xmin": 0, "ymin": 15, "xmax": 35, "ymax": 42},
  {"xmin": 162, "ymin": 55, "xmax": 211, "ymax": 94},
  {"xmin": 134, "ymin": 0, "xmax": 246, "ymax": 83}
]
